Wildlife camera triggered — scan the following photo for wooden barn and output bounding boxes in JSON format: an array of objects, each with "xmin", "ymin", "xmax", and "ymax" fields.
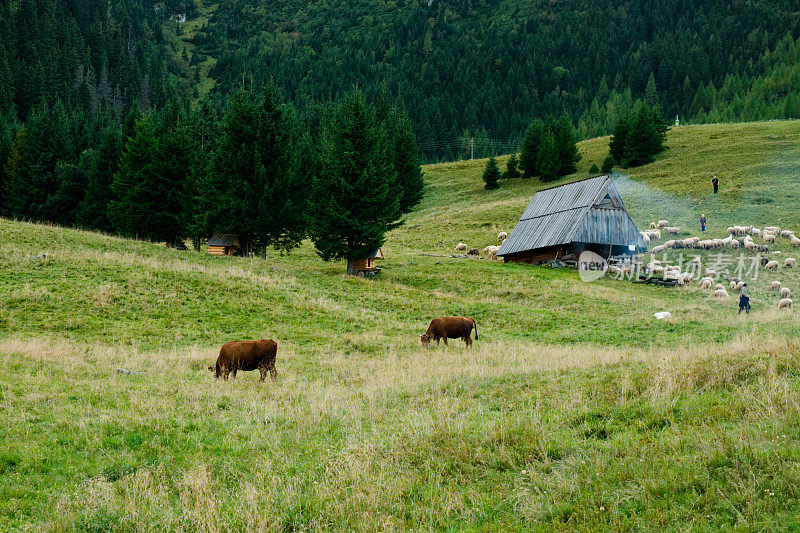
[
  {"xmin": 496, "ymin": 175, "xmax": 645, "ymax": 264},
  {"xmin": 353, "ymin": 248, "xmax": 383, "ymax": 273},
  {"xmin": 207, "ymin": 234, "xmax": 242, "ymax": 256}
]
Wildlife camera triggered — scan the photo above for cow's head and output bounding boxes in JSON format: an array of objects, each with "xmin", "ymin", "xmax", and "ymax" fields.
[
  {"xmin": 208, "ymin": 365, "xmax": 219, "ymax": 379},
  {"xmin": 420, "ymin": 333, "xmax": 431, "ymax": 347}
]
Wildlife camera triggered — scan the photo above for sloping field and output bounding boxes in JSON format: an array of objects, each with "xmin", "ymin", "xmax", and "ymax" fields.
[{"xmin": 2, "ymin": 121, "xmax": 800, "ymax": 530}]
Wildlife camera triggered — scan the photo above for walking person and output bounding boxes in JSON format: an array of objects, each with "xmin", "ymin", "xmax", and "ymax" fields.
[
  {"xmin": 739, "ymin": 283, "xmax": 751, "ymax": 314},
  {"xmin": 700, "ymin": 213, "xmax": 706, "ymax": 233},
  {"xmin": 712, "ymin": 175, "xmax": 719, "ymax": 194}
]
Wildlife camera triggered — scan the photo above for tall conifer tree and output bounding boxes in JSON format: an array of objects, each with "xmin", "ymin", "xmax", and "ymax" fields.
[{"xmin": 309, "ymin": 89, "xmax": 401, "ymax": 275}]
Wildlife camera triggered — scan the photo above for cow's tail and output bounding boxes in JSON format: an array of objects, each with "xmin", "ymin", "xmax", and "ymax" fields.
[{"xmin": 473, "ymin": 318, "xmax": 478, "ymax": 340}]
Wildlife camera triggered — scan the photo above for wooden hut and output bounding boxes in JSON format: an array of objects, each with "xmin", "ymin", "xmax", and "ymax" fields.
[
  {"xmin": 207, "ymin": 234, "xmax": 242, "ymax": 256},
  {"xmin": 496, "ymin": 175, "xmax": 645, "ymax": 264},
  {"xmin": 353, "ymin": 248, "xmax": 384, "ymax": 273}
]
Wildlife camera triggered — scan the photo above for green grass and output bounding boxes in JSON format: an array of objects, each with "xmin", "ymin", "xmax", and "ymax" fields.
[{"xmin": 3, "ymin": 121, "xmax": 800, "ymax": 530}]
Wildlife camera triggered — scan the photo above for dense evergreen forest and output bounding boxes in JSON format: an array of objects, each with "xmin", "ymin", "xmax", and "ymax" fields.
[{"xmin": 3, "ymin": 0, "xmax": 800, "ymax": 239}]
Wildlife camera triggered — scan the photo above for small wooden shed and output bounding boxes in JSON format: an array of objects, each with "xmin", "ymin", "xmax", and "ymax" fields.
[
  {"xmin": 353, "ymin": 248, "xmax": 384, "ymax": 273},
  {"xmin": 207, "ymin": 234, "xmax": 242, "ymax": 256}
]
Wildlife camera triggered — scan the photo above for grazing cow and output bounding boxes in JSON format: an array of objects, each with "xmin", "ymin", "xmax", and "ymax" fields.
[
  {"xmin": 420, "ymin": 317, "xmax": 478, "ymax": 348},
  {"xmin": 208, "ymin": 339, "xmax": 278, "ymax": 381}
]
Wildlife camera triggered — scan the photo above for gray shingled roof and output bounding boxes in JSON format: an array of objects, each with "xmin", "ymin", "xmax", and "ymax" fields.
[
  {"xmin": 207, "ymin": 234, "xmax": 240, "ymax": 247},
  {"xmin": 497, "ymin": 175, "xmax": 645, "ymax": 256}
]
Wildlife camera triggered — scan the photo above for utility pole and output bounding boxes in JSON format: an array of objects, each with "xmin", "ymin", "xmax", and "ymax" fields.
[{"xmin": 470, "ymin": 137, "xmax": 474, "ymax": 160}]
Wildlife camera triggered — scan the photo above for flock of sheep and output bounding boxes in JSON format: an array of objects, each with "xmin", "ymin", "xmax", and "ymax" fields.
[
  {"xmin": 638, "ymin": 220, "xmax": 795, "ymax": 310},
  {"xmin": 454, "ymin": 232, "xmax": 507, "ymax": 260}
]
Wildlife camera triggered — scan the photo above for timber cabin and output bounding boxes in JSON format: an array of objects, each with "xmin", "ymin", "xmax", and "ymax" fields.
[
  {"xmin": 207, "ymin": 234, "xmax": 242, "ymax": 256},
  {"xmin": 496, "ymin": 175, "xmax": 645, "ymax": 264},
  {"xmin": 354, "ymin": 248, "xmax": 384, "ymax": 273}
]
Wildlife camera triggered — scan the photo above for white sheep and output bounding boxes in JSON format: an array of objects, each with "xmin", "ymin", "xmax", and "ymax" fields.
[
  {"xmin": 664, "ymin": 226, "xmax": 680, "ymax": 235},
  {"xmin": 727, "ymin": 227, "xmax": 735, "ymax": 235},
  {"xmin": 715, "ymin": 283, "xmax": 725, "ymax": 291},
  {"xmin": 657, "ymin": 220, "xmax": 669, "ymax": 228},
  {"xmin": 651, "ymin": 245, "xmax": 666, "ymax": 254},
  {"xmin": 664, "ymin": 240, "xmax": 676, "ymax": 248},
  {"xmin": 765, "ymin": 226, "xmax": 781, "ymax": 234},
  {"xmin": 698, "ymin": 278, "xmax": 713, "ymax": 290},
  {"xmin": 781, "ymin": 230, "xmax": 794, "ymax": 238},
  {"xmin": 729, "ymin": 281, "xmax": 737, "ymax": 290},
  {"xmin": 765, "ymin": 260, "xmax": 779, "ymax": 270},
  {"xmin": 690, "ymin": 256, "xmax": 702, "ymax": 265},
  {"xmin": 730, "ymin": 239, "xmax": 740, "ymax": 249},
  {"xmin": 744, "ymin": 240, "xmax": 756, "ymax": 250},
  {"xmin": 497, "ymin": 232, "xmax": 507, "ymax": 241},
  {"xmin": 486, "ymin": 245, "xmax": 500, "ymax": 258},
  {"xmin": 455, "ymin": 243, "xmax": 468, "ymax": 252},
  {"xmin": 786, "ymin": 258, "xmax": 797, "ymax": 268},
  {"xmin": 714, "ymin": 288, "xmax": 729, "ymax": 299},
  {"xmin": 706, "ymin": 269, "xmax": 718, "ymax": 278},
  {"xmin": 792, "ymin": 236, "xmax": 800, "ymax": 247},
  {"xmin": 778, "ymin": 298, "xmax": 793, "ymax": 309},
  {"xmin": 641, "ymin": 233, "xmax": 651, "ymax": 244},
  {"xmin": 781, "ymin": 287, "xmax": 791, "ymax": 298},
  {"xmin": 764, "ymin": 234, "xmax": 776, "ymax": 243},
  {"xmin": 649, "ymin": 221, "xmax": 657, "ymax": 229},
  {"xmin": 646, "ymin": 229, "xmax": 661, "ymax": 240},
  {"xmin": 733, "ymin": 281, "xmax": 745, "ymax": 291},
  {"xmin": 752, "ymin": 228, "xmax": 762, "ymax": 238},
  {"xmin": 771, "ymin": 280, "xmax": 782, "ymax": 290}
]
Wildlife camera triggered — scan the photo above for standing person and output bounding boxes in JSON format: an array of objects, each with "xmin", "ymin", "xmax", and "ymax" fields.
[
  {"xmin": 712, "ymin": 175, "xmax": 719, "ymax": 194},
  {"xmin": 700, "ymin": 213, "xmax": 706, "ymax": 233},
  {"xmin": 739, "ymin": 283, "xmax": 751, "ymax": 314}
]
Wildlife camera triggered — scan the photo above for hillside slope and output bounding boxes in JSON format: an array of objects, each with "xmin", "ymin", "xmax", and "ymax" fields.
[{"xmin": 3, "ymin": 120, "xmax": 800, "ymax": 530}]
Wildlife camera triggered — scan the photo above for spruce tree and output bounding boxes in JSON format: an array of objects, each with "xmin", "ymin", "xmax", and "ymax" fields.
[
  {"xmin": 608, "ymin": 114, "xmax": 630, "ymax": 167},
  {"xmin": 553, "ymin": 115, "xmax": 581, "ymax": 176},
  {"xmin": 482, "ymin": 157, "xmax": 501, "ymax": 190},
  {"xmin": 309, "ymin": 89, "xmax": 401, "ymax": 276},
  {"xmin": 211, "ymin": 86, "xmax": 308, "ymax": 255},
  {"xmin": 519, "ymin": 119, "xmax": 544, "ymax": 178},
  {"xmin": 601, "ymin": 154, "xmax": 615, "ymax": 173},
  {"xmin": 0, "ymin": 121, "xmax": 22, "ymax": 217},
  {"xmin": 385, "ymin": 107, "xmax": 424, "ymax": 213},
  {"xmin": 505, "ymin": 153, "xmax": 520, "ymax": 179},
  {"xmin": 77, "ymin": 123, "xmax": 121, "ymax": 231},
  {"xmin": 108, "ymin": 113, "xmax": 158, "ymax": 239},
  {"xmin": 536, "ymin": 129, "xmax": 560, "ymax": 181}
]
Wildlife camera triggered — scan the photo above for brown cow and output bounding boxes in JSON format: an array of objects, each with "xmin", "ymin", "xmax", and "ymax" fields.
[
  {"xmin": 208, "ymin": 339, "xmax": 277, "ymax": 381},
  {"xmin": 420, "ymin": 317, "xmax": 478, "ymax": 348}
]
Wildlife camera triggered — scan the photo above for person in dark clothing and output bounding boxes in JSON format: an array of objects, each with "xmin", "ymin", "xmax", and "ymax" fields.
[
  {"xmin": 712, "ymin": 176, "xmax": 719, "ymax": 194},
  {"xmin": 739, "ymin": 283, "xmax": 750, "ymax": 314},
  {"xmin": 700, "ymin": 213, "xmax": 706, "ymax": 233}
]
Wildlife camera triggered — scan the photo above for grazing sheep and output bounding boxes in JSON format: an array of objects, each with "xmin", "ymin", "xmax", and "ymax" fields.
[
  {"xmin": 682, "ymin": 238, "xmax": 696, "ymax": 248},
  {"xmin": 706, "ymin": 269, "xmax": 718, "ymax": 278},
  {"xmin": 764, "ymin": 234, "xmax": 776, "ymax": 243},
  {"xmin": 467, "ymin": 248, "xmax": 480, "ymax": 255},
  {"xmin": 664, "ymin": 240, "xmax": 676, "ymax": 248},
  {"xmin": 744, "ymin": 240, "xmax": 756, "ymax": 250},
  {"xmin": 607, "ymin": 265, "xmax": 623, "ymax": 276},
  {"xmin": 778, "ymin": 298, "xmax": 793, "ymax": 309},
  {"xmin": 698, "ymin": 278, "xmax": 713, "ymax": 290},
  {"xmin": 486, "ymin": 245, "xmax": 500, "ymax": 258},
  {"xmin": 781, "ymin": 287, "xmax": 791, "ymax": 298},
  {"xmin": 664, "ymin": 226, "xmax": 680, "ymax": 234},
  {"xmin": 752, "ymin": 228, "xmax": 762, "ymax": 238},
  {"xmin": 690, "ymin": 256, "xmax": 702, "ymax": 266},
  {"xmin": 455, "ymin": 243, "xmax": 468, "ymax": 252},
  {"xmin": 645, "ymin": 229, "xmax": 661, "ymax": 240},
  {"xmin": 657, "ymin": 220, "xmax": 669, "ymax": 228},
  {"xmin": 727, "ymin": 226, "xmax": 735, "ymax": 235},
  {"xmin": 781, "ymin": 230, "xmax": 794, "ymax": 238},
  {"xmin": 715, "ymin": 283, "xmax": 725, "ymax": 291},
  {"xmin": 714, "ymin": 288, "xmax": 729, "ymax": 299},
  {"xmin": 770, "ymin": 281, "xmax": 782, "ymax": 290},
  {"xmin": 497, "ymin": 232, "xmax": 507, "ymax": 241},
  {"xmin": 792, "ymin": 236, "xmax": 800, "ymax": 247},
  {"xmin": 730, "ymin": 239, "xmax": 740, "ymax": 249},
  {"xmin": 729, "ymin": 281, "xmax": 736, "ymax": 290},
  {"xmin": 483, "ymin": 245, "xmax": 492, "ymax": 254},
  {"xmin": 649, "ymin": 221, "xmax": 657, "ymax": 229},
  {"xmin": 786, "ymin": 258, "xmax": 796, "ymax": 268},
  {"xmin": 640, "ymin": 233, "xmax": 650, "ymax": 244},
  {"xmin": 651, "ymin": 245, "xmax": 666, "ymax": 254},
  {"xmin": 733, "ymin": 281, "xmax": 745, "ymax": 291},
  {"xmin": 765, "ymin": 260, "xmax": 779, "ymax": 270},
  {"xmin": 765, "ymin": 226, "xmax": 781, "ymax": 234}
]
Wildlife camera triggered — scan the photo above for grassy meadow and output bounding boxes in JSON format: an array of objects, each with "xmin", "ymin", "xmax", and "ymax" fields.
[{"xmin": 3, "ymin": 121, "xmax": 800, "ymax": 530}]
